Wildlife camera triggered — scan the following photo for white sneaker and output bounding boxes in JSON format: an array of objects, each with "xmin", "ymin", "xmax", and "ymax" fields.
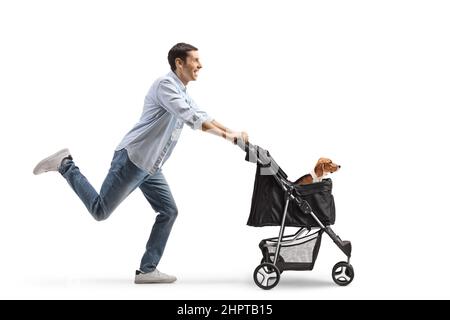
[
  {"xmin": 33, "ymin": 148, "xmax": 71, "ymax": 175},
  {"xmin": 134, "ymin": 269, "xmax": 177, "ymax": 284}
]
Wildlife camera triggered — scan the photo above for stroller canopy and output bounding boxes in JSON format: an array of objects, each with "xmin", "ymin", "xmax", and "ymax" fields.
[{"xmin": 245, "ymin": 145, "xmax": 336, "ymax": 228}]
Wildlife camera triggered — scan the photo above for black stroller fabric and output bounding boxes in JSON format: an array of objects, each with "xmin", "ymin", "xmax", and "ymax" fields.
[{"xmin": 247, "ymin": 164, "xmax": 336, "ymax": 227}]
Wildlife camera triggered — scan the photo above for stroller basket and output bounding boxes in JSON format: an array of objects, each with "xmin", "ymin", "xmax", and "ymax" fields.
[{"xmin": 260, "ymin": 228, "xmax": 323, "ymax": 271}]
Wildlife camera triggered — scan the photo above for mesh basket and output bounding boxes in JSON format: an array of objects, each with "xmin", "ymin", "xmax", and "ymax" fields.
[{"xmin": 260, "ymin": 229, "xmax": 323, "ymax": 271}]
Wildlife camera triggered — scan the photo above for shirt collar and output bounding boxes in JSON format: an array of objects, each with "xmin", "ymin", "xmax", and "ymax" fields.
[{"xmin": 168, "ymin": 71, "xmax": 187, "ymax": 92}]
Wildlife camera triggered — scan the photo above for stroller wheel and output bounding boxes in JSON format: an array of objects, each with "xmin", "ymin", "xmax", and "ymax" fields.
[
  {"xmin": 253, "ymin": 263, "xmax": 280, "ymax": 290},
  {"xmin": 261, "ymin": 253, "xmax": 285, "ymax": 273},
  {"xmin": 332, "ymin": 261, "xmax": 354, "ymax": 286}
]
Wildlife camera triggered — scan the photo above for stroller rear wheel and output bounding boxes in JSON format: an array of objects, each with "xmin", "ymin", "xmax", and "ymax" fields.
[
  {"xmin": 332, "ymin": 261, "xmax": 354, "ymax": 286},
  {"xmin": 253, "ymin": 263, "xmax": 280, "ymax": 290}
]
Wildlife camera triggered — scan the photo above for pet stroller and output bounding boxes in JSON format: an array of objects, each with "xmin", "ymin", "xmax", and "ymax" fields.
[{"xmin": 238, "ymin": 142, "xmax": 353, "ymax": 290}]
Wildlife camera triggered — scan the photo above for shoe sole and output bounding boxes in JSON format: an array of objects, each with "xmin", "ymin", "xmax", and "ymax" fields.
[
  {"xmin": 33, "ymin": 148, "xmax": 70, "ymax": 175},
  {"xmin": 134, "ymin": 278, "xmax": 177, "ymax": 284}
]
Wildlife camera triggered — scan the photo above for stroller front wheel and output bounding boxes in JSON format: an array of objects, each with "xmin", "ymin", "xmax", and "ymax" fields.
[
  {"xmin": 332, "ymin": 261, "xmax": 354, "ymax": 286},
  {"xmin": 261, "ymin": 253, "xmax": 284, "ymax": 274},
  {"xmin": 253, "ymin": 263, "xmax": 280, "ymax": 290}
]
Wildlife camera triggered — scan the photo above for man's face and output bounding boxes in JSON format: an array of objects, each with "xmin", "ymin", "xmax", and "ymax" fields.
[{"xmin": 176, "ymin": 50, "xmax": 202, "ymax": 85}]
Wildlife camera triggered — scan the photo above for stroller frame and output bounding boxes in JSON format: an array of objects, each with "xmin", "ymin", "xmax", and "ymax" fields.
[{"xmin": 239, "ymin": 142, "xmax": 353, "ymax": 289}]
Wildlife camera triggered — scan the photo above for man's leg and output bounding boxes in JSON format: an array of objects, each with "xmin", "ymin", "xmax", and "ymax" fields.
[
  {"xmin": 136, "ymin": 170, "xmax": 178, "ymax": 282},
  {"xmin": 59, "ymin": 148, "xmax": 148, "ymax": 221}
]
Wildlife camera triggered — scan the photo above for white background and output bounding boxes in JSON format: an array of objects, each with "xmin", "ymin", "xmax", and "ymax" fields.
[{"xmin": 1, "ymin": 0, "xmax": 449, "ymax": 300}]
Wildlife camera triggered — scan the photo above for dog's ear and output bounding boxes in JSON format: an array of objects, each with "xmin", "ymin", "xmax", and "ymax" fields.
[{"xmin": 314, "ymin": 161, "xmax": 324, "ymax": 177}]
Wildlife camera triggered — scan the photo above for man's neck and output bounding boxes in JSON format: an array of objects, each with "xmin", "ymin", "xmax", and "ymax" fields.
[{"xmin": 175, "ymin": 70, "xmax": 189, "ymax": 86}]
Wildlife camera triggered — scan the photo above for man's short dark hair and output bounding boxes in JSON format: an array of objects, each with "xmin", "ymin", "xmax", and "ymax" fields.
[{"xmin": 168, "ymin": 43, "xmax": 198, "ymax": 72}]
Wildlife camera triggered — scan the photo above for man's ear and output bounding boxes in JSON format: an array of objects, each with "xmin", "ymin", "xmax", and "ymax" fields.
[{"xmin": 175, "ymin": 57, "xmax": 184, "ymax": 70}]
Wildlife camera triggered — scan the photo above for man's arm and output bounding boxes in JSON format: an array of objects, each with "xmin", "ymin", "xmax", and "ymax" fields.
[
  {"xmin": 201, "ymin": 120, "xmax": 248, "ymax": 144},
  {"xmin": 157, "ymin": 79, "xmax": 210, "ymax": 130},
  {"xmin": 210, "ymin": 120, "xmax": 230, "ymax": 133}
]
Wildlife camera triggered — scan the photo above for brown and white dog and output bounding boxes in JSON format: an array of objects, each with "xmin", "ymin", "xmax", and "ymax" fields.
[{"xmin": 295, "ymin": 158, "xmax": 341, "ymax": 185}]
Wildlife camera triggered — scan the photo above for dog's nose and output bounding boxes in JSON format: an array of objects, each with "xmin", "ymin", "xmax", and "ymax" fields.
[{"xmin": 338, "ymin": 165, "xmax": 341, "ymax": 168}]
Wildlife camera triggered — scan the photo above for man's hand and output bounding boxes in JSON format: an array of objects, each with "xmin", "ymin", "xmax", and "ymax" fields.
[
  {"xmin": 240, "ymin": 131, "xmax": 249, "ymax": 144},
  {"xmin": 226, "ymin": 131, "xmax": 249, "ymax": 145}
]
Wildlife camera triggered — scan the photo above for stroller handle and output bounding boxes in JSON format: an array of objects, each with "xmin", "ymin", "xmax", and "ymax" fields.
[
  {"xmin": 237, "ymin": 139, "xmax": 290, "ymax": 181},
  {"xmin": 236, "ymin": 138, "xmax": 252, "ymax": 153}
]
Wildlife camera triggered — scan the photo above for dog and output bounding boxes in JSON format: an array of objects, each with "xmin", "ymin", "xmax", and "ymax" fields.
[{"xmin": 295, "ymin": 158, "xmax": 341, "ymax": 185}]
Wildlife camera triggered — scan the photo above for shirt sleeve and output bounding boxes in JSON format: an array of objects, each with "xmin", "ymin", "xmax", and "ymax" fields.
[
  {"xmin": 157, "ymin": 79, "xmax": 212, "ymax": 130},
  {"xmin": 190, "ymin": 97, "xmax": 214, "ymax": 124}
]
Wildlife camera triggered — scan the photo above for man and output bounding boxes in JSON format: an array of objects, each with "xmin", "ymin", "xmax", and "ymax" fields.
[{"xmin": 33, "ymin": 43, "xmax": 249, "ymax": 284}]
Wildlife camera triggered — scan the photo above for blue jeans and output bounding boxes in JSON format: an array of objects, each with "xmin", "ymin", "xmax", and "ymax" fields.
[{"xmin": 59, "ymin": 148, "xmax": 178, "ymax": 273}]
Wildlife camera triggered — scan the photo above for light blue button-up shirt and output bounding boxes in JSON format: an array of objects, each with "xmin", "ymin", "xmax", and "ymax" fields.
[{"xmin": 116, "ymin": 71, "xmax": 213, "ymax": 174}]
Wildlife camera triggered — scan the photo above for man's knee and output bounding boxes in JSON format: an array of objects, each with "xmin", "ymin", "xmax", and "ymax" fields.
[
  {"xmin": 161, "ymin": 206, "xmax": 178, "ymax": 222},
  {"xmin": 93, "ymin": 212, "xmax": 108, "ymax": 222},
  {"xmin": 167, "ymin": 206, "xmax": 178, "ymax": 220},
  {"xmin": 91, "ymin": 202, "xmax": 112, "ymax": 222}
]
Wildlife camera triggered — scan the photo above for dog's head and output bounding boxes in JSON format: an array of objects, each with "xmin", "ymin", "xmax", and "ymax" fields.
[{"xmin": 314, "ymin": 158, "xmax": 341, "ymax": 178}]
